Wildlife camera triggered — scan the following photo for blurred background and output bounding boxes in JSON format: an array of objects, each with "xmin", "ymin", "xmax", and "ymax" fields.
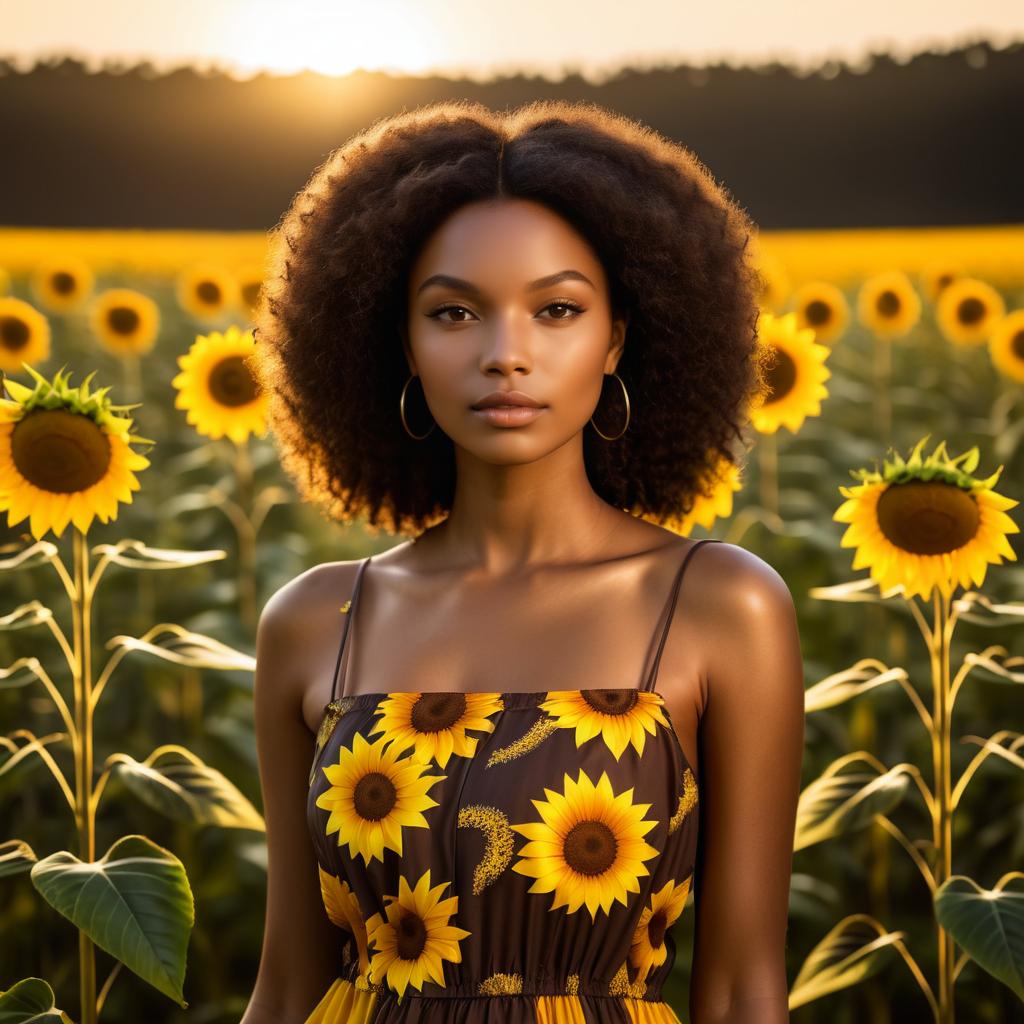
[{"xmin": 1, "ymin": 2, "xmax": 1023, "ymax": 1022}]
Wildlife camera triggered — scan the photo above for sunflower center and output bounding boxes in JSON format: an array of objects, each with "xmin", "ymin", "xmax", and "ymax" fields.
[
  {"xmin": 395, "ymin": 910, "xmax": 428, "ymax": 960},
  {"xmin": 1, "ymin": 315, "xmax": 30, "ymax": 351},
  {"xmin": 583, "ymin": 688, "xmax": 637, "ymax": 716},
  {"xmin": 411, "ymin": 693, "xmax": 467, "ymax": 732},
  {"xmin": 936, "ymin": 273, "xmax": 953, "ymax": 292},
  {"xmin": 957, "ymin": 296, "xmax": 985, "ymax": 326},
  {"xmin": 209, "ymin": 355, "xmax": 258, "ymax": 407},
  {"xmin": 875, "ymin": 479, "xmax": 980, "ymax": 555},
  {"xmin": 241, "ymin": 281, "xmax": 262, "ymax": 308},
  {"xmin": 764, "ymin": 346, "xmax": 796, "ymax": 403},
  {"xmin": 12, "ymin": 408, "xmax": 112, "ymax": 493},
  {"xmin": 563, "ymin": 819, "xmax": 617, "ymax": 876},
  {"xmin": 1011, "ymin": 329, "xmax": 1024, "ymax": 360},
  {"xmin": 353, "ymin": 771, "xmax": 397, "ymax": 822},
  {"xmin": 108, "ymin": 306, "xmax": 141, "ymax": 335},
  {"xmin": 197, "ymin": 280, "xmax": 222, "ymax": 305},
  {"xmin": 804, "ymin": 299, "xmax": 832, "ymax": 326},
  {"xmin": 52, "ymin": 271, "xmax": 76, "ymax": 295},
  {"xmin": 647, "ymin": 910, "xmax": 668, "ymax": 948},
  {"xmin": 876, "ymin": 290, "xmax": 901, "ymax": 317}
]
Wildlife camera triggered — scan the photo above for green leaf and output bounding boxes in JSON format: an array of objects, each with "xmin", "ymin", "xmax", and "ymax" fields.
[
  {"xmin": 934, "ymin": 874, "xmax": 1024, "ymax": 1000},
  {"xmin": 109, "ymin": 747, "xmax": 265, "ymax": 831},
  {"xmin": 789, "ymin": 914, "xmax": 907, "ymax": 1010},
  {"xmin": 90, "ymin": 538, "xmax": 227, "ymax": 571},
  {"xmin": 0, "ymin": 839, "xmax": 38, "ymax": 878},
  {"xmin": 795, "ymin": 753, "xmax": 909, "ymax": 851},
  {"xmin": 0, "ymin": 976, "xmax": 73, "ymax": 1023},
  {"xmin": 30, "ymin": 835, "xmax": 194, "ymax": 1007}
]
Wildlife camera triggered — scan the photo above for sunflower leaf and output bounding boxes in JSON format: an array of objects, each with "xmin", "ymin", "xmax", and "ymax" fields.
[
  {"xmin": 90, "ymin": 539, "xmax": 227, "ymax": 571},
  {"xmin": 805, "ymin": 659, "xmax": 909, "ymax": 713},
  {"xmin": 104, "ymin": 625, "xmax": 255, "ymax": 672},
  {"xmin": 0, "ymin": 838, "xmax": 39, "ymax": 878},
  {"xmin": 934, "ymin": 874, "xmax": 1024, "ymax": 1000},
  {"xmin": 788, "ymin": 913, "xmax": 908, "ymax": 1010},
  {"xmin": 30, "ymin": 835, "xmax": 194, "ymax": 1007},
  {"xmin": 0, "ymin": 976, "xmax": 72, "ymax": 1023}
]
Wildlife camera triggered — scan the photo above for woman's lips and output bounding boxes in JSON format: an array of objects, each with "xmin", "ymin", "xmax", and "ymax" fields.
[{"xmin": 471, "ymin": 404, "xmax": 546, "ymax": 427}]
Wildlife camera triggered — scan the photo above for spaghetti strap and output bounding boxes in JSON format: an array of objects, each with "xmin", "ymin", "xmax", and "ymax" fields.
[
  {"xmin": 329, "ymin": 555, "xmax": 373, "ymax": 703},
  {"xmin": 640, "ymin": 538, "xmax": 720, "ymax": 693}
]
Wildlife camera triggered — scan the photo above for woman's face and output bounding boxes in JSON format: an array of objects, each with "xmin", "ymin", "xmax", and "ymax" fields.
[{"xmin": 404, "ymin": 197, "xmax": 627, "ymax": 465}]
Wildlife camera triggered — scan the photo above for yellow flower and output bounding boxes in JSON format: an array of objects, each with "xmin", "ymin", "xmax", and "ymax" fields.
[
  {"xmin": 748, "ymin": 311, "xmax": 831, "ymax": 435},
  {"xmin": 176, "ymin": 263, "xmax": 238, "ymax": 322},
  {"xmin": 628, "ymin": 876, "xmax": 692, "ymax": 983},
  {"xmin": 856, "ymin": 270, "xmax": 921, "ymax": 340},
  {"xmin": 539, "ymin": 688, "xmax": 673, "ymax": 760},
  {"xmin": 936, "ymin": 277, "xmax": 1006, "ymax": 347},
  {"xmin": 988, "ymin": 309, "xmax": 1024, "ymax": 383},
  {"xmin": 30, "ymin": 257, "xmax": 94, "ymax": 313},
  {"xmin": 0, "ymin": 296, "xmax": 51, "ymax": 373},
  {"xmin": 833, "ymin": 435, "xmax": 1018, "ymax": 602},
  {"xmin": 89, "ymin": 288, "xmax": 161, "ymax": 356},
  {"xmin": 511, "ymin": 767, "xmax": 660, "ymax": 920},
  {"xmin": 369, "ymin": 691, "xmax": 504, "ymax": 768},
  {"xmin": 0, "ymin": 364, "xmax": 152, "ymax": 539},
  {"xmin": 171, "ymin": 324, "xmax": 268, "ymax": 443},
  {"xmin": 790, "ymin": 281, "xmax": 850, "ymax": 345},
  {"xmin": 919, "ymin": 260, "xmax": 965, "ymax": 304},
  {"xmin": 365, "ymin": 868, "xmax": 470, "ymax": 1000},
  {"xmin": 652, "ymin": 455, "xmax": 742, "ymax": 535},
  {"xmin": 236, "ymin": 263, "xmax": 266, "ymax": 319},
  {"xmin": 319, "ymin": 866, "xmax": 372, "ymax": 980},
  {"xmin": 315, "ymin": 730, "xmax": 446, "ymax": 865},
  {"xmin": 754, "ymin": 252, "xmax": 790, "ymax": 312}
]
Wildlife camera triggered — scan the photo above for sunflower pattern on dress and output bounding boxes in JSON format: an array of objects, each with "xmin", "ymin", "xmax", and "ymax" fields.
[{"xmin": 303, "ymin": 541, "xmax": 716, "ymax": 1023}]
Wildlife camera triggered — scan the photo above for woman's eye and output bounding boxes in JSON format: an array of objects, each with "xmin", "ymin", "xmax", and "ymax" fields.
[
  {"xmin": 428, "ymin": 304, "xmax": 476, "ymax": 323},
  {"xmin": 426, "ymin": 300, "xmax": 584, "ymax": 323},
  {"xmin": 540, "ymin": 301, "xmax": 585, "ymax": 320}
]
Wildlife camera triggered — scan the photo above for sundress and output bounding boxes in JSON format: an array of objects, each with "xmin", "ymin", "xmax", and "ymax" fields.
[{"xmin": 304, "ymin": 538, "xmax": 718, "ymax": 1023}]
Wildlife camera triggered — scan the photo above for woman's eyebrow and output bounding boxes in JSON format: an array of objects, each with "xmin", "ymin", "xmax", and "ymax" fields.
[{"xmin": 415, "ymin": 269, "xmax": 595, "ymax": 297}]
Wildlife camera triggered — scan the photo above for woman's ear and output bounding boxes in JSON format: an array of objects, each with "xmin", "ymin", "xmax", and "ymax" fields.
[{"xmin": 606, "ymin": 310, "xmax": 630, "ymax": 373}]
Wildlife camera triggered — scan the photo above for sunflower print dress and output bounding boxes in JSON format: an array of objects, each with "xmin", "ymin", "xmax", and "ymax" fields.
[{"xmin": 304, "ymin": 540, "xmax": 717, "ymax": 1023}]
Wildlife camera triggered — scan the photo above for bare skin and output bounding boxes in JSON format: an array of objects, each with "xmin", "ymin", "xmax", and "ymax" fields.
[{"xmin": 242, "ymin": 197, "xmax": 805, "ymax": 1024}]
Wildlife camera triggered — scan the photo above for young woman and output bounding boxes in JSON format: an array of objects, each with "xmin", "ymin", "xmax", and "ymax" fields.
[{"xmin": 241, "ymin": 99, "xmax": 804, "ymax": 1024}]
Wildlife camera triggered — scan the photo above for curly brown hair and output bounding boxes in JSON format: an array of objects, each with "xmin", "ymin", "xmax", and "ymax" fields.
[{"xmin": 251, "ymin": 98, "xmax": 767, "ymax": 538}]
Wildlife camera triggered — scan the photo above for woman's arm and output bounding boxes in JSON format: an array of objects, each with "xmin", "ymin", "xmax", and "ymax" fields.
[
  {"xmin": 687, "ymin": 545, "xmax": 805, "ymax": 1024},
  {"xmin": 240, "ymin": 571, "xmax": 351, "ymax": 1024}
]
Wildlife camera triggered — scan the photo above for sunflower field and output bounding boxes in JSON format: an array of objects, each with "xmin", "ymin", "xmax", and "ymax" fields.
[{"xmin": 1, "ymin": 223, "xmax": 1023, "ymax": 1024}]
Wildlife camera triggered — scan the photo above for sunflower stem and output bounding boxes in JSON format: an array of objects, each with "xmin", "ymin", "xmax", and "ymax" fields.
[
  {"xmin": 757, "ymin": 432, "xmax": 778, "ymax": 516},
  {"xmin": 72, "ymin": 526, "xmax": 98, "ymax": 1024},
  {"xmin": 873, "ymin": 334, "xmax": 892, "ymax": 445},
  {"xmin": 231, "ymin": 438, "xmax": 258, "ymax": 631}
]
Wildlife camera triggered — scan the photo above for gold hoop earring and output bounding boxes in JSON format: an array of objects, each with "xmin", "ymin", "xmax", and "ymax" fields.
[
  {"xmin": 400, "ymin": 374, "xmax": 436, "ymax": 440},
  {"xmin": 589, "ymin": 371, "xmax": 630, "ymax": 441}
]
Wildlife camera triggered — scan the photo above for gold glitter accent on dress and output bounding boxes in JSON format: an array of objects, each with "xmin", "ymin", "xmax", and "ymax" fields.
[
  {"xmin": 457, "ymin": 804, "xmax": 515, "ymax": 894},
  {"xmin": 608, "ymin": 960, "xmax": 648, "ymax": 998},
  {"xmin": 485, "ymin": 716, "xmax": 560, "ymax": 766},
  {"xmin": 667, "ymin": 766, "xmax": 698, "ymax": 835},
  {"xmin": 477, "ymin": 971, "xmax": 524, "ymax": 995},
  {"xmin": 565, "ymin": 973, "xmax": 579, "ymax": 994}
]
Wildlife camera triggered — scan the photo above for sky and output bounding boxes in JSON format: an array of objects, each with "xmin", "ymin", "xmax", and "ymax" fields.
[{"xmin": 2, "ymin": 0, "xmax": 1022, "ymax": 81}]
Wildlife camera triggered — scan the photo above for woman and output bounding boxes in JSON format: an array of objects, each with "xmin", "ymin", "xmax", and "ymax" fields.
[{"xmin": 241, "ymin": 99, "xmax": 804, "ymax": 1024}]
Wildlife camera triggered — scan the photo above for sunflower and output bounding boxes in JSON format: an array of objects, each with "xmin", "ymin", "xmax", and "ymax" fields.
[
  {"xmin": 30, "ymin": 256, "xmax": 95, "ymax": 313},
  {"xmin": 510, "ymin": 767, "xmax": 660, "ymax": 920},
  {"xmin": 365, "ymin": 868, "xmax": 471, "ymax": 1000},
  {"xmin": 235, "ymin": 263, "xmax": 266, "ymax": 318},
  {"xmin": 936, "ymin": 277, "xmax": 1006, "ymax": 347},
  {"xmin": 628, "ymin": 876, "xmax": 692, "ymax": 983},
  {"xmin": 0, "ymin": 296, "xmax": 51, "ymax": 373},
  {"xmin": 315, "ymin": 730, "xmax": 446, "ymax": 865},
  {"xmin": 319, "ymin": 866, "xmax": 372, "ymax": 979},
  {"xmin": 833, "ymin": 435, "xmax": 1019, "ymax": 602},
  {"xmin": 175, "ymin": 263, "xmax": 238, "ymax": 322},
  {"xmin": 0, "ymin": 364, "xmax": 152, "ymax": 539},
  {"xmin": 790, "ymin": 281, "xmax": 850, "ymax": 345},
  {"xmin": 988, "ymin": 309, "xmax": 1024, "ymax": 383},
  {"xmin": 539, "ymin": 689, "xmax": 673, "ymax": 760},
  {"xmin": 89, "ymin": 287, "xmax": 161, "ymax": 356},
  {"xmin": 919, "ymin": 261, "xmax": 965, "ymax": 304},
  {"xmin": 369, "ymin": 691, "xmax": 504, "ymax": 768},
  {"xmin": 754, "ymin": 252, "xmax": 790, "ymax": 312},
  {"xmin": 856, "ymin": 270, "xmax": 921, "ymax": 340},
  {"xmin": 171, "ymin": 324, "xmax": 268, "ymax": 443},
  {"xmin": 652, "ymin": 456, "xmax": 742, "ymax": 535},
  {"xmin": 748, "ymin": 311, "xmax": 831, "ymax": 435}
]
